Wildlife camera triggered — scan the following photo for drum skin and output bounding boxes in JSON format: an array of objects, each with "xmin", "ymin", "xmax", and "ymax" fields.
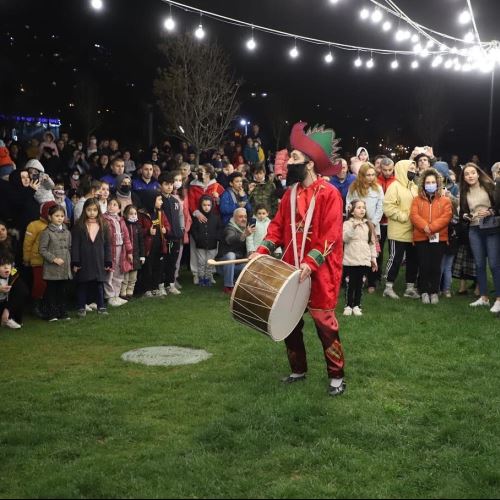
[{"xmin": 230, "ymin": 255, "xmax": 311, "ymax": 341}]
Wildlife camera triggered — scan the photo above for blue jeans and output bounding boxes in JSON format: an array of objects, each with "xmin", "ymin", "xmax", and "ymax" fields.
[
  {"xmin": 468, "ymin": 226, "xmax": 500, "ymax": 296},
  {"xmin": 440, "ymin": 254, "xmax": 455, "ymax": 292},
  {"xmin": 220, "ymin": 252, "xmax": 245, "ymax": 288}
]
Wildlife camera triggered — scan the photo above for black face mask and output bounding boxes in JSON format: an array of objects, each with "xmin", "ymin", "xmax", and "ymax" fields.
[
  {"xmin": 286, "ymin": 162, "xmax": 308, "ymax": 186},
  {"xmin": 407, "ymin": 171, "xmax": 417, "ymax": 182},
  {"xmin": 197, "ymin": 171, "xmax": 204, "ymax": 182},
  {"xmin": 120, "ymin": 185, "xmax": 131, "ymax": 194}
]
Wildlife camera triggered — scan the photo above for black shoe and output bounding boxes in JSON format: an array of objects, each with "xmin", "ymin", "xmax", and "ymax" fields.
[
  {"xmin": 281, "ymin": 374, "xmax": 306, "ymax": 384},
  {"xmin": 328, "ymin": 381, "xmax": 346, "ymax": 397}
]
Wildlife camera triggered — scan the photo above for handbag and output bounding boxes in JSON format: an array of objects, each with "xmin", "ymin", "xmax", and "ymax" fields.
[{"xmin": 479, "ymin": 215, "xmax": 500, "ymax": 235}]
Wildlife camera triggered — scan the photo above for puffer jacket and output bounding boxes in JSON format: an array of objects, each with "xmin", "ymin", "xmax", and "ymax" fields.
[
  {"xmin": 23, "ymin": 219, "xmax": 48, "ymax": 266},
  {"xmin": 342, "ymin": 218, "xmax": 377, "ymax": 267},
  {"xmin": 410, "ymin": 193, "xmax": 452, "ymax": 243},
  {"xmin": 383, "ymin": 160, "xmax": 418, "ymax": 242}
]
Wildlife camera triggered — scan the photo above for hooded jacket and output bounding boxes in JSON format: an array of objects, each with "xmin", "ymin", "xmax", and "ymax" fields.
[
  {"xmin": 190, "ymin": 195, "xmax": 223, "ymax": 250},
  {"xmin": 383, "ymin": 160, "xmax": 418, "ymax": 243}
]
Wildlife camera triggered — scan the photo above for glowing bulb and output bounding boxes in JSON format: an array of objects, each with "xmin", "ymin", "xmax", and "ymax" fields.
[
  {"xmin": 164, "ymin": 16, "xmax": 175, "ymax": 31},
  {"xmin": 444, "ymin": 59, "xmax": 454, "ymax": 69},
  {"xmin": 382, "ymin": 21, "xmax": 392, "ymax": 31},
  {"xmin": 426, "ymin": 40, "xmax": 435, "ymax": 49},
  {"xmin": 246, "ymin": 37, "xmax": 256, "ymax": 51},
  {"xmin": 371, "ymin": 10, "xmax": 383, "ymax": 23},
  {"xmin": 420, "ymin": 48, "xmax": 430, "ymax": 58},
  {"xmin": 411, "ymin": 60, "xmax": 419, "ymax": 69},
  {"xmin": 411, "ymin": 34, "xmax": 419, "ymax": 43},
  {"xmin": 90, "ymin": 0, "xmax": 103, "ymax": 10},
  {"xmin": 391, "ymin": 59, "xmax": 399, "ymax": 70},
  {"xmin": 464, "ymin": 32, "xmax": 475, "ymax": 44},
  {"xmin": 329, "ymin": 0, "xmax": 339, "ymax": 4},
  {"xmin": 366, "ymin": 58, "xmax": 374, "ymax": 69},
  {"xmin": 360, "ymin": 8, "xmax": 370, "ymax": 20},
  {"xmin": 459, "ymin": 10, "xmax": 471, "ymax": 24},
  {"xmin": 195, "ymin": 24, "xmax": 205, "ymax": 40},
  {"xmin": 354, "ymin": 56, "xmax": 363, "ymax": 67},
  {"xmin": 289, "ymin": 46, "xmax": 299, "ymax": 59},
  {"xmin": 431, "ymin": 55, "xmax": 443, "ymax": 67},
  {"xmin": 324, "ymin": 51, "xmax": 334, "ymax": 64},
  {"xmin": 413, "ymin": 43, "xmax": 422, "ymax": 55}
]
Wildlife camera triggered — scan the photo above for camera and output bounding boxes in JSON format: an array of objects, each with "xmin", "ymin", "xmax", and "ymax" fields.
[
  {"xmin": 31, "ymin": 173, "xmax": 40, "ymax": 181},
  {"xmin": 249, "ymin": 217, "xmax": 257, "ymax": 227}
]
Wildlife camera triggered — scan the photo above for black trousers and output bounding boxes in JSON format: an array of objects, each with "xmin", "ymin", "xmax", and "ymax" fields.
[
  {"xmin": 0, "ymin": 277, "xmax": 29, "ymax": 323},
  {"xmin": 415, "ymin": 241, "xmax": 446, "ymax": 294},
  {"xmin": 45, "ymin": 280, "xmax": 69, "ymax": 318},
  {"xmin": 375, "ymin": 224, "xmax": 388, "ymax": 283},
  {"xmin": 163, "ymin": 240, "xmax": 181, "ymax": 286},
  {"xmin": 344, "ymin": 266, "xmax": 370, "ymax": 308},
  {"xmin": 143, "ymin": 237, "xmax": 164, "ymax": 292},
  {"xmin": 386, "ymin": 240, "xmax": 418, "ymax": 285}
]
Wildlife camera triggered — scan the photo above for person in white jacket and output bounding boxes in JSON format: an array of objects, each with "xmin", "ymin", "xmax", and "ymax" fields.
[
  {"xmin": 24, "ymin": 159, "xmax": 55, "ymax": 205},
  {"xmin": 245, "ymin": 205, "xmax": 271, "ymax": 255},
  {"xmin": 342, "ymin": 200, "xmax": 378, "ymax": 317}
]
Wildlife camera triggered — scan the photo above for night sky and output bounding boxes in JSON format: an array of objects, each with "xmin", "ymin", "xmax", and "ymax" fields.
[{"xmin": 2, "ymin": 0, "xmax": 500, "ymax": 163}]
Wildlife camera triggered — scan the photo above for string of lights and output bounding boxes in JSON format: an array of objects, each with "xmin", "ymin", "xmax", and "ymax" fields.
[{"xmin": 89, "ymin": 0, "xmax": 499, "ymax": 73}]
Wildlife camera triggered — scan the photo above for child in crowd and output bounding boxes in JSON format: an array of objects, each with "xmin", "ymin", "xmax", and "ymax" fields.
[
  {"xmin": 71, "ymin": 198, "xmax": 112, "ymax": 317},
  {"xmin": 138, "ymin": 192, "xmax": 169, "ymax": 297},
  {"xmin": 342, "ymin": 200, "xmax": 378, "ymax": 317},
  {"xmin": 0, "ymin": 256, "xmax": 27, "ymax": 329},
  {"xmin": 248, "ymin": 165, "xmax": 277, "ymax": 217},
  {"xmin": 23, "ymin": 200, "xmax": 57, "ymax": 317},
  {"xmin": 52, "ymin": 182, "xmax": 74, "ymax": 226},
  {"xmin": 39, "ymin": 205, "xmax": 72, "ymax": 321},
  {"xmin": 246, "ymin": 204, "xmax": 271, "ymax": 255},
  {"xmin": 159, "ymin": 172, "xmax": 183, "ymax": 296},
  {"xmin": 103, "ymin": 197, "xmax": 133, "ymax": 307},
  {"xmin": 190, "ymin": 195, "xmax": 223, "ymax": 286},
  {"xmin": 121, "ymin": 205, "xmax": 145, "ymax": 300},
  {"xmin": 97, "ymin": 181, "xmax": 110, "ymax": 215}
]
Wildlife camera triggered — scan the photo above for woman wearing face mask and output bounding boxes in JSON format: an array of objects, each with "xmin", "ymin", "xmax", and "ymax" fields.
[
  {"xmin": 410, "ymin": 169, "xmax": 452, "ymax": 305},
  {"xmin": 115, "ymin": 174, "xmax": 141, "ymax": 212}
]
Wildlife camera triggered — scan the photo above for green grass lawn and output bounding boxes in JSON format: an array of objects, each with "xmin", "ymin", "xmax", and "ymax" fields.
[{"xmin": 1, "ymin": 275, "xmax": 499, "ymax": 499}]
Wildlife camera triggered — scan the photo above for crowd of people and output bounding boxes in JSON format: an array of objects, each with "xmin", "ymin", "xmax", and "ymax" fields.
[{"xmin": 0, "ymin": 124, "xmax": 499, "ymax": 330}]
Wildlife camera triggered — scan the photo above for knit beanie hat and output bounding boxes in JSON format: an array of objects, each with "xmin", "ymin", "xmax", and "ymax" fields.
[
  {"xmin": 433, "ymin": 161, "xmax": 450, "ymax": 181},
  {"xmin": 40, "ymin": 201, "xmax": 58, "ymax": 221},
  {"xmin": 25, "ymin": 159, "xmax": 45, "ymax": 173}
]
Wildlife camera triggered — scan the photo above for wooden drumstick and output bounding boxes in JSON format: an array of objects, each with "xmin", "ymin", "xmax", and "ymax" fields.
[{"xmin": 207, "ymin": 258, "xmax": 249, "ymax": 267}]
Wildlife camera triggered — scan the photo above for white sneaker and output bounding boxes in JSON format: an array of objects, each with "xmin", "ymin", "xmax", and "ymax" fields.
[
  {"xmin": 116, "ymin": 297, "xmax": 128, "ymax": 305},
  {"xmin": 174, "ymin": 281, "xmax": 183, "ymax": 290},
  {"xmin": 383, "ymin": 287, "xmax": 400, "ymax": 300},
  {"xmin": 343, "ymin": 306, "xmax": 353, "ymax": 316},
  {"xmin": 490, "ymin": 301, "xmax": 500, "ymax": 314},
  {"xmin": 352, "ymin": 306, "xmax": 363, "ymax": 316},
  {"xmin": 470, "ymin": 297, "xmax": 490, "ymax": 307},
  {"xmin": 158, "ymin": 285, "xmax": 168, "ymax": 297},
  {"xmin": 2, "ymin": 318, "xmax": 21, "ymax": 329},
  {"xmin": 404, "ymin": 288, "xmax": 420, "ymax": 299},
  {"xmin": 168, "ymin": 285, "xmax": 181, "ymax": 295},
  {"xmin": 209, "ymin": 275, "xmax": 217, "ymax": 285},
  {"xmin": 144, "ymin": 291, "xmax": 154, "ymax": 298},
  {"xmin": 108, "ymin": 297, "xmax": 123, "ymax": 307},
  {"xmin": 430, "ymin": 294, "xmax": 439, "ymax": 305},
  {"xmin": 193, "ymin": 274, "xmax": 199, "ymax": 285},
  {"xmin": 421, "ymin": 293, "xmax": 430, "ymax": 304}
]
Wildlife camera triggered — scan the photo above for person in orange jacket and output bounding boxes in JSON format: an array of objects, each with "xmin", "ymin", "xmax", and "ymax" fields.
[{"xmin": 410, "ymin": 168, "xmax": 452, "ymax": 305}]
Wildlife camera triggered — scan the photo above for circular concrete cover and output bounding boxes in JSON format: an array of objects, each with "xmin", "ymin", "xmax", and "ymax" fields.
[{"xmin": 121, "ymin": 346, "xmax": 212, "ymax": 367}]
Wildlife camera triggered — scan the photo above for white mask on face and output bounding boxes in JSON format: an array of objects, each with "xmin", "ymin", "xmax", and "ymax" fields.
[{"xmin": 173, "ymin": 181, "xmax": 182, "ymax": 190}]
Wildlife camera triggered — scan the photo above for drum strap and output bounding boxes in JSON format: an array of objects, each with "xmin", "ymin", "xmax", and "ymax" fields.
[{"xmin": 290, "ymin": 183, "xmax": 317, "ymax": 269}]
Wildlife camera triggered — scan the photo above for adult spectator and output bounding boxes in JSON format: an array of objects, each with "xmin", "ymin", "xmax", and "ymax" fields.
[
  {"xmin": 410, "ymin": 168, "xmax": 453, "ymax": 305},
  {"xmin": 376, "ymin": 158, "xmax": 396, "ymax": 284},
  {"xmin": 434, "ymin": 161, "xmax": 459, "ymax": 197},
  {"xmin": 68, "ymin": 149, "xmax": 90, "ymax": 176},
  {"xmin": 7, "ymin": 170, "xmax": 40, "ymax": 235},
  {"xmin": 449, "ymin": 154, "xmax": 462, "ymax": 179},
  {"xmin": 25, "ymin": 159, "xmax": 55, "ymax": 205},
  {"xmin": 39, "ymin": 132, "xmax": 59, "ymax": 157},
  {"xmin": 382, "ymin": 160, "xmax": 420, "ymax": 300},
  {"xmin": 90, "ymin": 154, "xmax": 109, "ymax": 180},
  {"xmin": 132, "ymin": 163, "xmax": 160, "ymax": 193},
  {"xmin": 373, "ymin": 155, "xmax": 387, "ymax": 176},
  {"xmin": 220, "ymin": 172, "xmax": 252, "ymax": 226},
  {"xmin": 243, "ymin": 138, "xmax": 259, "ymax": 166},
  {"xmin": 123, "ymin": 150, "xmax": 136, "ymax": 174},
  {"xmin": 116, "ymin": 174, "xmax": 141, "ymax": 212},
  {"xmin": 217, "ymin": 207, "xmax": 255, "ymax": 294},
  {"xmin": 459, "ymin": 162, "xmax": 500, "ymax": 313},
  {"xmin": 101, "ymin": 158, "xmax": 125, "ymax": 191}
]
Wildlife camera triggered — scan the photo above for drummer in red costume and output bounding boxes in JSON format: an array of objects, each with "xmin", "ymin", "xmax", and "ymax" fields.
[{"xmin": 251, "ymin": 122, "xmax": 346, "ymax": 397}]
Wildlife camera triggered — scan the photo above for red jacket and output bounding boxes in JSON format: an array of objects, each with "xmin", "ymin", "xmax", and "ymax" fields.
[
  {"xmin": 103, "ymin": 214, "xmax": 133, "ymax": 273},
  {"xmin": 188, "ymin": 180, "xmax": 225, "ymax": 215},
  {"xmin": 377, "ymin": 174, "xmax": 396, "ymax": 225},
  {"xmin": 138, "ymin": 210, "xmax": 170, "ymax": 256},
  {"xmin": 410, "ymin": 194, "xmax": 452, "ymax": 243}
]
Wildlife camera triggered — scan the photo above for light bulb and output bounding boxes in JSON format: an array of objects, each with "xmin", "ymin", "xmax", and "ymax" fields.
[
  {"xmin": 444, "ymin": 59, "xmax": 453, "ymax": 69},
  {"xmin": 91, "ymin": 0, "xmax": 103, "ymax": 10},
  {"xmin": 324, "ymin": 52, "xmax": 334, "ymax": 64},
  {"xmin": 371, "ymin": 10, "xmax": 383, "ymax": 23},
  {"xmin": 411, "ymin": 34, "xmax": 419, "ymax": 43},
  {"xmin": 382, "ymin": 21, "xmax": 392, "ymax": 31},
  {"xmin": 391, "ymin": 59, "xmax": 399, "ymax": 69},
  {"xmin": 431, "ymin": 55, "xmax": 443, "ymax": 67},
  {"xmin": 164, "ymin": 16, "xmax": 175, "ymax": 31},
  {"xmin": 360, "ymin": 8, "xmax": 370, "ymax": 20},
  {"xmin": 195, "ymin": 24, "xmax": 205, "ymax": 40},
  {"xmin": 366, "ymin": 58, "xmax": 374, "ymax": 69},
  {"xmin": 354, "ymin": 57, "xmax": 363, "ymax": 67},
  {"xmin": 411, "ymin": 60, "xmax": 419, "ymax": 69},
  {"xmin": 246, "ymin": 37, "xmax": 256, "ymax": 51},
  {"xmin": 290, "ymin": 46, "xmax": 299, "ymax": 59},
  {"xmin": 459, "ymin": 10, "xmax": 471, "ymax": 25},
  {"xmin": 464, "ymin": 32, "xmax": 475, "ymax": 44}
]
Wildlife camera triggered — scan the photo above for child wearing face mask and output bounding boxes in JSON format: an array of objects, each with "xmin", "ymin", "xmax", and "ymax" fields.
[
  {"xmin": 410, "ymin": 168, "xmax": 453, "ymax": 305},
  {"xmin": 342, "ymin": 200, "xmax": 378, "ymax": 317},
  {"xmin": 121, "ymin": 205, "xmax": 145, "ymax": 300},
  {"xmin": 103, "ymin": 197, "xmax": 133, "ymax": 307},
  {"xmin": 39, "ymin": 205, "xmax": 72, "ymax": 321}
]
